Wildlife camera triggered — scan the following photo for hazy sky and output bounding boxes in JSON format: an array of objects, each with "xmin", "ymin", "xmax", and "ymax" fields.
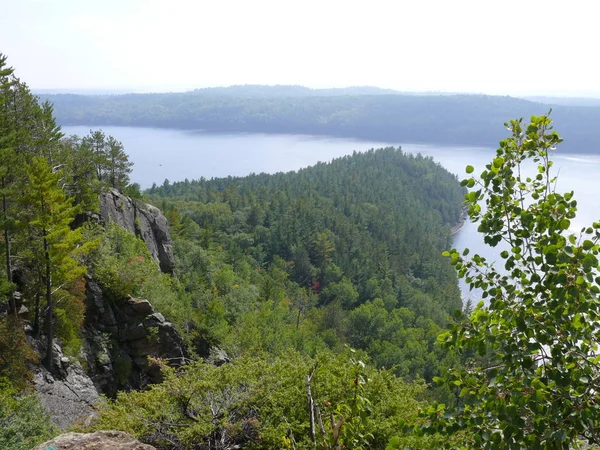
[{"xmin": 2, "ymin": 0, "xmax": 599, "ymax": 95}]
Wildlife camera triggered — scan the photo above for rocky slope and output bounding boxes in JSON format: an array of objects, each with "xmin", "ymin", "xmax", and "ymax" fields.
[{"xmin": 82, "ymin": 280, "xmax": 187, "ymax": 396}]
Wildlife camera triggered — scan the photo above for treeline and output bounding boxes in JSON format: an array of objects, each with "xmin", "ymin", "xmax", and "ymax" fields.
[
  {"xmin": 44, "ymin": 86, "xmax": 600, "ymax": 153},
  {"xmin": 0, "ymin": 53, "xmax": 141, "ymax": 370},
  {"xmin": 0, "ymin": 53, "xmax": 146, "ymax": 448}
]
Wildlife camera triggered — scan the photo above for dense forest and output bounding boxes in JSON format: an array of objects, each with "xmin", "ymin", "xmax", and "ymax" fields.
[
  {"xmin": 43, "ymin": 86, "xmax": 600, "ymax": 153},
  {"xmin": 147, "ymin": 148, "xmax": 466, "ymax": 377}
]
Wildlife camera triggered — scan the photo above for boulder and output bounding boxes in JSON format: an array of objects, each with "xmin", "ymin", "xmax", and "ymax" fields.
[
  {"xmin": 32, "ymin": 430, "xmax": 155, "ymax": 450},
  {"xmin": 125, "ymin": 297, "xmax": 154, "ymax": 315}
]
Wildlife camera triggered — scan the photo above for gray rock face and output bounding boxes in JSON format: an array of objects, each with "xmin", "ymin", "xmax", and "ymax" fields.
[
  {"xmin": 99, "ymin": 189, "xmax": 175, "ymax": 273},
  {"xmin": 33, "ymin": 344, "xmax": 100, "ymax": 430},
  {"xmin": 83, "ymin": 280, "xmax": 187, "ymax": 397},
  {"xmin": 34, "ymin": 281, "xmax": 187, "ymax": 429},
  {"xmin": 32, "ymin": 430, "xmax": 155, "ymax": 450}
]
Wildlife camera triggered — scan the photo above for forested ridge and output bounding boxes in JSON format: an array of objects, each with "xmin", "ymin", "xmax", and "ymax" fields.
[{"xmin": 44, "ymin": 86, "xmax": 600, "ymax": 153}]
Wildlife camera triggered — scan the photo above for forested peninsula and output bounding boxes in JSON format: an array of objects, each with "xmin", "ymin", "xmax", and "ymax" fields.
[{"xmin": 44, "ymin": 85, "xmax": 600, "ymax": 153}]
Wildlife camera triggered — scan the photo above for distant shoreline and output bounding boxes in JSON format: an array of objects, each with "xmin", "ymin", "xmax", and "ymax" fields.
[{"xmin": 450, "ymin": 207, "xmax": 469, "ymax": 236}]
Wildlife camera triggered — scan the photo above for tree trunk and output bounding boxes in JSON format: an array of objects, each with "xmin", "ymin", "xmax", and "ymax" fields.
[
  {"xmin": 43, "ymin": 233, "xmax": 53, "ymax": 370},
  {"xmin": 33, "ymin": 279, "xmax": 41, "ymax": 338},
  {"xmin": 2, "ymin": 184, "xmax": 15, "ymax": 316},
  {"xmin": 111, "ymin": 160, "xmax": 115, "ymax": 188}
]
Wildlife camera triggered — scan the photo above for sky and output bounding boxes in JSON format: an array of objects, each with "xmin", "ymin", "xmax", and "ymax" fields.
[{"xmin": 1, "ymin": 0, "xmax": 599, "ymax": 96}]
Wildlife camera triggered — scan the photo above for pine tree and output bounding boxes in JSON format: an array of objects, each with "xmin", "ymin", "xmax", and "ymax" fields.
[
  {"xmin": 34, "ymin": 101, "xmax": 63, "ymax": 163},
  {"xmin": 58, "ymin": 136, "xmax": 102, "ymax": 212},
  {"xmin": 106, "ymin": 135, "xmax": 133, "ymax": 189},
  {"xmin": 0, "ymin": 55, "xmax": 17, "ymax": 314},
  {"xmin": 21, "ymin": 157, "xmax": 88, "ymax": 369},
  {"xmin": 82, "ymin": 129, "xmax": 107, "ymax": 182}
]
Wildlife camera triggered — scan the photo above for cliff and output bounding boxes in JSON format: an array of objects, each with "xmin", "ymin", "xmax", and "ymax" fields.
[
  {"xmin": 99, "ymin": 188, "xmax": 175, "ymax": 273},
  {"xmin": 82, "ymin": 280, "xmax": 187, "ymax": 396},
  {"xmin": 33, "ymin": 190, "xmax": 186, "ymax": 429}
]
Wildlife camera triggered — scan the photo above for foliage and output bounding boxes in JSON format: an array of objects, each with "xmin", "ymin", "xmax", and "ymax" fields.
[
  {"xmin": 0, "ymin": 316, "xmax": 38, "ymax": 389},
  {"xmin": 52, "ymin": 279, "xmax": 87, "ymax": 356},
  {"xmin": 91, "ymin": 223, "xmax": 196, "ymax": 339},
  {"xmin": 84, "ymin": 350, "xmax": 428, "ymax": 449},
  {"xmin": 105, "ymin": 135, "xmax": 134, "ymax": 189},
  {"xmin": 421, "ymin": 114, "xmax": 600, "ymax": 448},
  {"xmin": 0, "ymin": 54, "xmax": 134, "ymax": 375},
  {"xmin": 59, "ymin": 129, "xmax": 135, "ymax": 203},
  {"xmin": 92, "ymin": 223, "xmax": 157, "ymax": 300},
  {"xmin": 21, "ymin": 156, "xmax": 91, "ymax": 365},
  {"xmin": 0, "ymin": 378, "xmax": 57, "ymax": 450}
]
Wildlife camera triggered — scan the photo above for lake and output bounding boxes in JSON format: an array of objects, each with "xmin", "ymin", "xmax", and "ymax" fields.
[{"xmin": 62, "ymin": 125, "xmax": 600, "ymax": 303}]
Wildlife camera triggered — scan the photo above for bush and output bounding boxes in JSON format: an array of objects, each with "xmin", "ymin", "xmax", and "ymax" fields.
[
  {"xmin": 0, "ymin": 317, "xmax": 37, "ymax": 389},
  {"xmin": 84, "ymin": 350, "xmax": 428, "ymax": 449},
  {"xmin": 91, "ymin": 223, "xmax": 196, "ymax": 342},
  {"xmin": 0, "ymin": 378, "xmax": 58, "ymax": 450}
]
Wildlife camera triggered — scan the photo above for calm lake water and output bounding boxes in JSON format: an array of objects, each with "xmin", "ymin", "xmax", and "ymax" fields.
[{"xmin": 62, "ymin": 126, "xmax": 600, "ymax": 303}]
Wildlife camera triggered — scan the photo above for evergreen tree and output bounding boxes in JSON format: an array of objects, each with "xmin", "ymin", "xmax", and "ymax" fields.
[
  {"xmin": 0, "ymin": 54, "xmax": 17, "ymax": 314},
  {"xmin": 0, "ymin": 56, "xmax": 46, "ymax": 315},
  {"xmin": 21, "ymin": 157, "xmax": 88, "ymax": 369},
  {"xmin": 33, "ymin": 100, "xmax": 63, "ymax": 163},
  {"xmin": 106, "ymin": 135, "xmax": 133, "ymax": 189},
  {"xmin": 82, "ymin": 129, "xmax": 107, "ymax": 182},
  {"xmin": 58, "ymin": 135, "xmax": 102, "ymax": 212}
]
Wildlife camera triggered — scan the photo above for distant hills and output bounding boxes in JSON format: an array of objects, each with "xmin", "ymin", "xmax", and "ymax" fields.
[{"xmin": 40, "ymin": 85, "xmax": 600, "ymax": 153}]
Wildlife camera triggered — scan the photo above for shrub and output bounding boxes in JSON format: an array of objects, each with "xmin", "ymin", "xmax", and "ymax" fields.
[{"xmin": 0, "ymin": 378, "xmax": 58, "ymax": 450}]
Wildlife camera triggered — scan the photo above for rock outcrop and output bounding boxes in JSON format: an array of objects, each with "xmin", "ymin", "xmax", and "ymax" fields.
[
  {"xmin": 33, "ymin": 344, "xmax": 100, "ymax": 430},
  {"xmin": 99, "ymin": 189, "xmax": 175, "ymax": 273},
  {"xmin": 83, "ymin": 279, "xmax": 187, "ymax": 397},
  {"xmin": 32, "ymin": 431, "xmax": 155, "ymax": 450},
  {"xmin": 32, "ymin": 282, "xmax": 187, "ymax": 429}
]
